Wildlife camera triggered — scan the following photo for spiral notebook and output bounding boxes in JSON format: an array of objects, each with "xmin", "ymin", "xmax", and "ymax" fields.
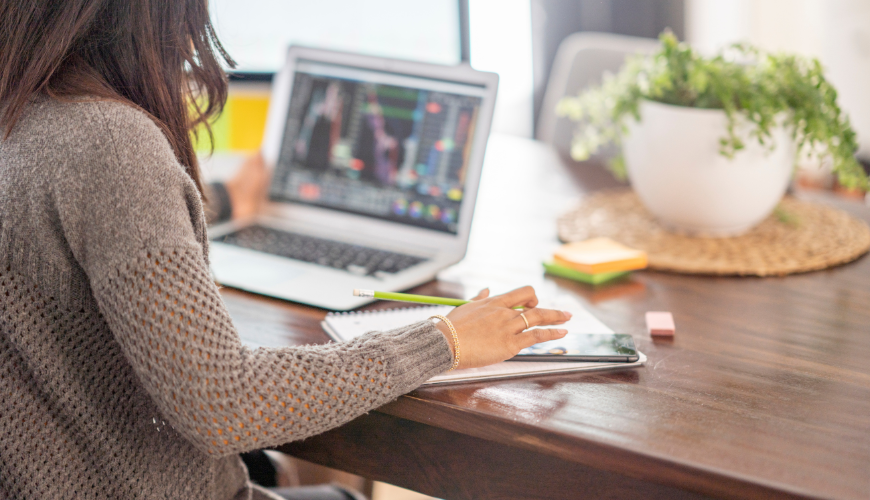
[{"xmin": 321, "ymin": 296, "xmax": 646, "ymax": 386}]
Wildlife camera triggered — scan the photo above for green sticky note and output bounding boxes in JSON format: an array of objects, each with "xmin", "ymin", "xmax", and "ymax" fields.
[{"xmin": 542, "ymin": 261, "xmax": 630, "ymax": 285}]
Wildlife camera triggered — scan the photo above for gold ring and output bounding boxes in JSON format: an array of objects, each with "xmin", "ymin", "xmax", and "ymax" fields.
[{"xmin": 520, "ymin": 312, "xmax": 530, "ymax": 330}]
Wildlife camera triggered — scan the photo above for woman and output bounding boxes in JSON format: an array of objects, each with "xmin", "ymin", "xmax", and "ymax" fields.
[{"xmin": 0, "ymin": 1, "xmax": 571, "ymax": 499}]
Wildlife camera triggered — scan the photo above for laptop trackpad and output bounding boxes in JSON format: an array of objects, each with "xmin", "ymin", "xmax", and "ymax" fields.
[{"xmin": 218, "ymin": 258, "xmax": 306, "ymax": 288}]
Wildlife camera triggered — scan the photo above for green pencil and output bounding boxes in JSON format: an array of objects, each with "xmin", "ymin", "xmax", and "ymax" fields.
[{"xmin": 353, "ymin": 289, "xmax": 524, "ymax": 309}]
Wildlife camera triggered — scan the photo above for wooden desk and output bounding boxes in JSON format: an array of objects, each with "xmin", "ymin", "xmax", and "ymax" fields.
[{"xmin": 222, "ymin": 135, "xmax": 870, "ymax": 499}]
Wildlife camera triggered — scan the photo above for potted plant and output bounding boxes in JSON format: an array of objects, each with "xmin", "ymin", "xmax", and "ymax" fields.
[{"xmin": 557, "ymin": 31, "xmax": 870, "ymax": 236}]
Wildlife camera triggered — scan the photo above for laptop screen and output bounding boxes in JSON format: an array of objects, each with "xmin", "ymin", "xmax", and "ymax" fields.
[{"xmin": 269, "ymin": 59, "xmax": 486, "ymax": 234}]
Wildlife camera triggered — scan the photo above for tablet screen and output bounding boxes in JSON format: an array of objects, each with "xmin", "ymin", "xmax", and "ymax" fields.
[
  {"xmin": 268, "ymin": 60, "xmax": 485, "ymax": 234},
  {"xmin": 517, "ymin": 333, "xmax": 638, "ymax": 359}
]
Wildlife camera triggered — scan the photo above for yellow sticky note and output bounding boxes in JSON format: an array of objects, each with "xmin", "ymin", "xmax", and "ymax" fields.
[{"xmin": 553, "ymin": 238, "xmax": 647, "ymax": 274}]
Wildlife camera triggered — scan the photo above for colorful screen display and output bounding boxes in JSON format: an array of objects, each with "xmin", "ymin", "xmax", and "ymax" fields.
[{"xmin": 269, "ymin": 61, "xmax": 485, "ymax": 234}]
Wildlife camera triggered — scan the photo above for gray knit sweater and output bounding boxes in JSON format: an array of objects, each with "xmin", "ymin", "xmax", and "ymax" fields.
[{"xmin": 0, "ymin": 97, "xmax": 453, "ymax": 500}]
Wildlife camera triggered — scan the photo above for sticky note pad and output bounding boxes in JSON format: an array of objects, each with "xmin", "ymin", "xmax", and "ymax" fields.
[
  {"xmin": 542, "ymin": 261, "xmax": 630, "ymax": 285},
  {"xmin": 646, "ymin": 312, "xmax": 675, "ymax": 337},
  {"xmin": 553, "ymin": 238, "xmax": 647, "ymax": 275}
]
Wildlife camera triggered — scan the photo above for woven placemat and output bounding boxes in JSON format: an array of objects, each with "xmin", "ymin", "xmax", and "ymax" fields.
[{"xmin": 557, "ymin": 190, "xmax": 870, "ymax": 276}]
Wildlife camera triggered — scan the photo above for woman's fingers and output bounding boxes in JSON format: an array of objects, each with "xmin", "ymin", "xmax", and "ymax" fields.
[
  {"xmin": 518, "ymin": 307, "xmax": 572, "ymax": 329},
  {"xmin": 441, "ymin": 284, "xmax": 579, "ymax": 369},
  {"xmin": 496, "ymin": 286, "xmax": 539, "ymax": 309},
  {"xmin": 517, "ymin": 328, "xmax": 568, "ymax": 348}
]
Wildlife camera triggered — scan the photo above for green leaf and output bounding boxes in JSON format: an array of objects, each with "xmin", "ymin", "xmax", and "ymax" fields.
[{"xmin": 560, "ymin": 31, "xmax": 870, "ymax": 191}]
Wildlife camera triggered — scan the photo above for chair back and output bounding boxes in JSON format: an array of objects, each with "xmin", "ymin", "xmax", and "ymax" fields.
[{"xmin": 537, "ymin": 32, "xmax": 660, "ymax": 159}]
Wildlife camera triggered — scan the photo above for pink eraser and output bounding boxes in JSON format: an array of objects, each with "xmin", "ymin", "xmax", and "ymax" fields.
[{"xmin": 646, "ymin": 311, "xmax": 675, "ymax": 337}]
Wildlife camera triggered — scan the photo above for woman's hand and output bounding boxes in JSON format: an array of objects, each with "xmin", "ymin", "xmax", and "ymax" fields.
[
  {"xmin": 226, "ymin": 152, "xmax": 269, "ymax": 220},
  {"xmin": 433, "ymin": 286, "xmax": 572, "ymax": 369}
]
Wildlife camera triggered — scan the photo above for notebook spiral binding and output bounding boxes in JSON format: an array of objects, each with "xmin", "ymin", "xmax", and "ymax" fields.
[{"xmin": 325, "ymin": 305, "xmax": 447, "ymax": 317}]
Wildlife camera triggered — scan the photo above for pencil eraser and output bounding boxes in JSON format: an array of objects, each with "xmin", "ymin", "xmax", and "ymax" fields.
[{"xmin": 646, "ymin": 311, "xmax": 675, "ymax": 337}]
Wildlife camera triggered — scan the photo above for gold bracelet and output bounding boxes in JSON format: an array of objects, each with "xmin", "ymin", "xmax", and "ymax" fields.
[{"xmin": 430, "ymin": 315, "xmax": 460, "ymax": 370}]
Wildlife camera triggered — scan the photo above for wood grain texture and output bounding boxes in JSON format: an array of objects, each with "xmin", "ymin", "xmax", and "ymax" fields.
[
  {"xmin": 280, "ymin": 411, "xmax": 711, "ymax": 500},
  {"xmin": 225, "ymin": 136, "xmax": 870, "ymax": 499}
]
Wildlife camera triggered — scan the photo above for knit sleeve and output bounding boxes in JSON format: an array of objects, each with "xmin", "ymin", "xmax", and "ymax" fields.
[
  {"xmin": 52, "ymin": 101, "xmax": 453, "ymax": 456},
  {"xmin": 91, "ymin": 245, "xmax": 451, "ymax": 456}
]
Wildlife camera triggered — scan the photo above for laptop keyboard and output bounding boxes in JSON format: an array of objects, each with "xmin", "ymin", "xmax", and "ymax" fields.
[{"xmin": 213, "ymin": 225, "xmax": 427, "ymax": 277}]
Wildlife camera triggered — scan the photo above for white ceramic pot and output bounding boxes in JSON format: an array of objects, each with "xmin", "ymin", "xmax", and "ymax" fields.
[{"xmin": 623, "ymin": 100, "xmax": 796, "ymax": 236}]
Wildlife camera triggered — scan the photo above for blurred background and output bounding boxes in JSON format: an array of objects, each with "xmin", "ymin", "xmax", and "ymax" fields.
[
  {"xmin": 205, "ymin": 1, "xmax": 869, "ymax": 497},
  {"xmin": 202, "ymin": 0, "xmax": 870, "ymax": 200}
]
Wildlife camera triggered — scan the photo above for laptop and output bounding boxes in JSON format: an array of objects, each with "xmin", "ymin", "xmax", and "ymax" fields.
[{"xmin": 208, "ymin": 46, "xmax": 499, "ymax": 310}]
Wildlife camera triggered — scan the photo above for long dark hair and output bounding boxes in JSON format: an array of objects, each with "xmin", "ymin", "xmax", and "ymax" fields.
[{"xmin": 0, "ymin": 0, "xmax": 234, "ymax": 195}]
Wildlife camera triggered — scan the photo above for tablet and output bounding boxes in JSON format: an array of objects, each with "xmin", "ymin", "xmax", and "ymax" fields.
[{"xmin": 512, "ymin": 333, "xmax": 639, "ymax": 362}]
